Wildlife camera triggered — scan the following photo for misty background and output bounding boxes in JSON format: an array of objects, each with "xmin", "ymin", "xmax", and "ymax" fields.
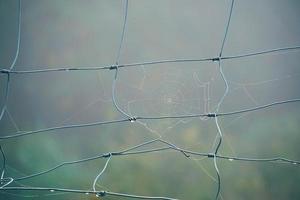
[{"xmin": 0, "ymin": 0, "xmax": 300, "ymax": 199}]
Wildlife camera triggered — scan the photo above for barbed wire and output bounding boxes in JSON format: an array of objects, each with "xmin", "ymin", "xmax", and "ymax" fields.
[{"xmin": 0, "ymin": 0, "xmax": 300, "ymax": 199}]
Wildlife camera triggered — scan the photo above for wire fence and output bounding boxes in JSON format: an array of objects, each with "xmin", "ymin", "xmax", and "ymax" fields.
[{"xmin": 0, "ymin": 0, "xmax": 300, "ymax": 199}]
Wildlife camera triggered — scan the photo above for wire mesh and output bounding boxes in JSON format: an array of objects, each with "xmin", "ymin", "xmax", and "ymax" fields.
[{"xmin": 0, "ymin": 0, "xmax": 300, "ymax": 199}]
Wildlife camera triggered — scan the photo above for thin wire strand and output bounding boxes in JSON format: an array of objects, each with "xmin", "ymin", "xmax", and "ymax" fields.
[
  {"xmin": 217, "ymin": 99, "xmax": 300, "ymax": 117},
  {"xmin": 1, "ymin": 141, "xmax": 295, "ymax": 199},
  {"xmin": 13, "ymin": 139, "xmax": 187, "ymax": 182},
  {"xmin": 0, "ymin": 2, "xmax": 21, "ymax": 189},
  {"xmin": 1, "ymin": 45, "xmax": 299, "ymax": 74},
  {"xmin": 92, "ymin": 155, "xmax": 111, "ymax": 192},
  {"xmin": 213, "ymin": 117, "xmax": 222, "ymax": 200},
  {"xmin": 115, "ymin": 0, "xmax": 128, "ymax": 66},
  {"xmin": 10, "ymin": 141, "xmax": 300, "ymax": 182},
  {"xmin": 112, "ymin": 70, "xmax": 132, "ymax": 118},
  {"xmin": 111, "ymin": 0, "xmax": 132, "ymax": 118},
  {"xmin": 222, "ymin": 46, "xmax": 300, "ymax": 60},
  {"xmin": 0, "ymin": 0, "xmax": 21, "ymax": 121},
  {"xmin": 0, "ymin": 74, "xmax": 10, "ymax": 122},
  {"xmin": 213, "ymin": 0, "xmax": 235, "ymax": 199},
  {"xmin": 0, "ymin": 146, "xmax": 6, "ymax": 180},
  {"xmin": 1, "ymin": 1, "xmax": 299, "ymax": 199},
  {"xmin": 219, "ymin": 0, "xmax": 234, "ymax": 57},
  {"xmin": 9, "ymin": 0, "xmax": 21, "ymax": 71},
  {"xmin": 5, "ymin": 109, "xmax": 20, "ymax": 132},
  {"xmin": 0, "ymin": 118, "xmax": 129, "ymax": 139},
  {"xmin": 0, "ymin": 177, "xmax": 14, "ymax": 189},
  {"xmin": 0, "ymin": 187, "xmax": 178, "ymax": 200},
  {"xmin": 0, "ymin": 99, "xmax": 299, "ymax": 140}
]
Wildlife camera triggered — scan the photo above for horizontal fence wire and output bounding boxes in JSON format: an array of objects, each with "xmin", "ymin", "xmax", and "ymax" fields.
[
  {"xmin": 0, "ymin": 0, "xmax": 300, "ymax": 199},
  {"xmin": 0, "ymin": 99, "xmax": 299, "ymax": 140},
  {"xmin": 1, "ymin": 45, "xmax": 300, "ymax": 74}
]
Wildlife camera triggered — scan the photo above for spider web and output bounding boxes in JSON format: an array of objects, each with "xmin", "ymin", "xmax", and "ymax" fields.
[{"xmin": 0, "ymin": 0, "xmax": 300, "ymax": 200}]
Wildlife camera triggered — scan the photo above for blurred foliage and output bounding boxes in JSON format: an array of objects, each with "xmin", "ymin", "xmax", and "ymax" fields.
[{"xmin": 1, "ymin": 0, "xmax": 300, "ymax": 199}]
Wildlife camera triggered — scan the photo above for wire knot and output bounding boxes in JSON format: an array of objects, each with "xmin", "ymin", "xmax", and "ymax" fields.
[
  {"xmin": 207, "ymin": 113, "xmax": 217, "ymax": 117},
  {"xmin": 129, "ymin": 116, "xmax": 137, "ymax": 122},
  {"xmin": 212, "ymin": 57, "xmax": 221, "ymax": 62},
  {"xmin": 97, "ymin": 191, "xmax": 106, "ymax": 197},
  {"xmin": 103, "ymin": 152, "xmax": 112, "ymax": 158},
  {"xmin": 0, "ymin": 69, "xmax": 11, "ymax": 74},
  {"xmin": 207, "ymin": 153, "xmax": 215, "ymax": 158},
  {"xmin": 109, "ymin": 65, "xmax": 118, "ymax": 70}
]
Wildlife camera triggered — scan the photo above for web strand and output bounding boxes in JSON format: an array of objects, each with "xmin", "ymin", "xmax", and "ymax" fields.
[{"xmin": 0, "ymin": 0, "xmax": 299, "ymax": 199}]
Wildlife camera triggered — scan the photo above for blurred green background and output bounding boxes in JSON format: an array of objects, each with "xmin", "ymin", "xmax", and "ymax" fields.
[{"xmin": 0, "ymin": 0, "xmax": 300, "ymax": 199}]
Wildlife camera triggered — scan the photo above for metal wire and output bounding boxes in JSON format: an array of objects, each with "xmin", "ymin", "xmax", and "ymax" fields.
[
  {"xmin": 1, "ymin": 45, "xmax": 300, "ymax": 74},
  {"xmin": 0, "ymin": 0, "xmax": 21, "ymax": 121},
  {"xmin": 0, "ymin": 0, "xmax": 299, "ymax": 199},
  {"xmin": 111, "ymin": 0, "xmax": 133, "ymax": 119},
  {"xmin": 0, "ymin": 99, "xmax": 299, "ymax": 140},
  {"xmin": 9, "ymin": 139, "xmax": 300, "ymax": 183},
  {"xmin": 212, "ymin": 0, "xmax": 235, "ymax": 199},
  {"xmin": 0, "ymin": 187, "xmax": 178, "ymax": 200},
  {"xmin": 0, "ymin": 137, "xmax": 299, "ymax": 197},
  {"xmin": 0, "ymin": 146, "xmax": 6, "ymax": 180},
  {"xmin": 92, "ymin": 154, "xmax": 112, "ymax": 192}
]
